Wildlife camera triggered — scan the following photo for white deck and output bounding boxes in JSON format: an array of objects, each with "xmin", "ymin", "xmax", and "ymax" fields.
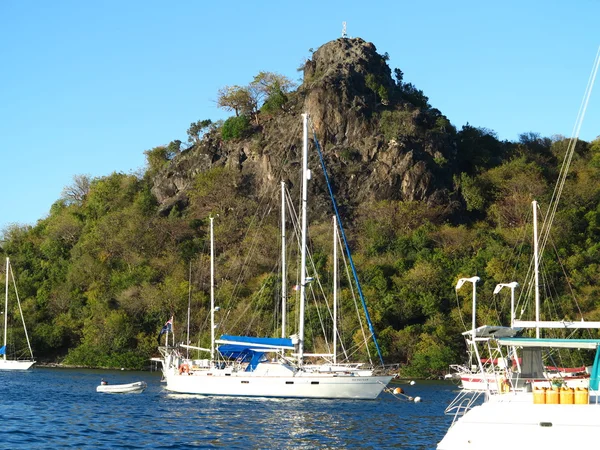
[{"xmin": 438, "ymin": 391, "xmax": 600, "ymax": 449}]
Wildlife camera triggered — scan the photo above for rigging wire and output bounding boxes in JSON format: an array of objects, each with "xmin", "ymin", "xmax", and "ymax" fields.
[
  {"xmin": 513, "ymin": 47, "xmax": 600, "ymax": 336},
  {"xmin": 337, "ymin": 224, "xmax": 373, "ymax": 364},
  {"xmin": 538, "ymin": 46, "xmax": 600, "ymax": 258},
  {"xmin": 309, "ymin": 119, "xmax": 385, "ymax": 366}
]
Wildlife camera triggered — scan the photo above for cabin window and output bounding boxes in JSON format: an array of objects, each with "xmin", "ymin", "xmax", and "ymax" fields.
[
  {"xmin": 311, "ymin": 381, "xmax": 319, "ymax": 385},
  {"xmin": 241, "ymin": 381, "xmax": 249, "ymax": 384},
  {"xmin": 286, "ymin": 381, "xmax": 294, "ymax": 384}
]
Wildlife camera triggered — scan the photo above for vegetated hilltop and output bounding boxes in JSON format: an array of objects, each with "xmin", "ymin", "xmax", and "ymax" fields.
[{"xmin": 2, "ymin": 37, "xmax": 600, "ymax": 377}]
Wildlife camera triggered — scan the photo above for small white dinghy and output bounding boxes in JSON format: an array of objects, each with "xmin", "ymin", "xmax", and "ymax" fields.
[{"xmin": 96, "ymin": 381, "xmax": 147, "ymax": 394}]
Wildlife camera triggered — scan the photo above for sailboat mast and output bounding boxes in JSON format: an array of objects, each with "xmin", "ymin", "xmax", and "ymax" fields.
[
  {"xmin": 333, "ymin": 216, "xmax": 338, "ymax": 365},
  {"xmin": 210, "ymin": 216, "xmax": 215, "ymax": 361},
  {"xmin": 298, "ymin": 113, "xmax": 309, "ymax": 364},
  {"xmin": 471, "ymin": 280, "xmax": 477, "ymax": 340},
  {"xmin": 281, "ymin": 181, "xmax": 287, "ymax": 339},
  {"xmin": 4, "ymin": 258, "xmax": 7, "ymax": 361},
  {"xmin": 533, "ymin": 200, "xmax": 540, "ymax": 339},
  {"xmin": 186, "ymin": 260, "xmax": 191, "ymax": 359}
]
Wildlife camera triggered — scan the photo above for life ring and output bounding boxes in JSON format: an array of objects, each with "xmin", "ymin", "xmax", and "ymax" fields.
[{"xmin": 178, "ymin": 363, "xmax": 190, "ymax": 375}]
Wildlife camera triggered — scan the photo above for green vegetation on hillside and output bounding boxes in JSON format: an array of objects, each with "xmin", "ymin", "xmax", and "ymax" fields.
[
  {"xmin": 3, "ymin": 130, "xmax": 599, "ymax": 376},
  {"xmin": 2, "ymin": 48, "xmax": 600, "ymax": 378}
]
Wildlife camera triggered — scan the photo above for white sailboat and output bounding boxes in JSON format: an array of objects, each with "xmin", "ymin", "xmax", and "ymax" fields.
[
  {"xmin": 1, "ymin": 257, "xmax": 35, "ymax": 370},
  {"xmin": 158, "ymin": 113, "xmax": 392, "ymax": 399},
  {"xmin": 450, "ymin": 269, "xmax": 589, "ymax": 392}
]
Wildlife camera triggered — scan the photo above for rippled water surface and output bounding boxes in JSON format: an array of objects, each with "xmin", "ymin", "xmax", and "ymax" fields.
[{"xmin": 0, "ymin": 368, "xmax": 458, "ymax": 449}]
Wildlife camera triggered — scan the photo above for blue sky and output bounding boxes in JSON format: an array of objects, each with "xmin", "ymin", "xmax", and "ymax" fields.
[{"xmin": 1, "ymin": 0, "xmax": 599, "ymax": 233}]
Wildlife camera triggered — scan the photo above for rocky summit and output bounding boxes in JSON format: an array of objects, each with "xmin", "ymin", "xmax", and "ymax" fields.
[{"xmin": 152, "ymin": 37, "xmax": 458, "ymax": 219}]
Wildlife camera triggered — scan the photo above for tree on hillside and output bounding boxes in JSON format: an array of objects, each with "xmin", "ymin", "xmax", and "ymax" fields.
[
  {"xmin": 456, "ymin": 124, "xmax": 506, "ymax": 173},
  {"xmin": 393, "ymin": 67, "xmax": 429, "ymax": 108},
  {"xmin": 144, "ymin": 141, "xmax": 182, "ymax": 177},
  {"xmin": 61, "ymin": 174, "xmax": 91, "ymax": 206},
  {"xmin": 217, "ymin": 85, "xmax": 256, "ymax": 118},
  {"xmin": 251, "ymin": 71, "xmax": 296, "ymax": 115},
  {"xmin": 187, "ymin": 119, "xmax": 213, "ymax": 144},
  {"xmin": 217, "ymin": 72, "xmax": 296, "ymax": 125}
]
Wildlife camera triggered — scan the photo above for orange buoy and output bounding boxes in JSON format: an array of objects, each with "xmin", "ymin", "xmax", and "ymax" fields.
[{"xmin": 393, "ymin": 387, "xmax": 404, "ymax": 395}]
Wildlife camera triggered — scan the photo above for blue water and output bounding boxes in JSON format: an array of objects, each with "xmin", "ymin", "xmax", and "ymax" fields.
[{"xmin": 0, "ymin": 368, "xmax": 458, "ymax": 449}]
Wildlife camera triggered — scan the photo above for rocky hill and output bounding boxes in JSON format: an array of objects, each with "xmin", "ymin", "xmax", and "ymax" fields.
[{"xmin": 152, "ymin": 37, "xmax": 459, "ymax": 220}]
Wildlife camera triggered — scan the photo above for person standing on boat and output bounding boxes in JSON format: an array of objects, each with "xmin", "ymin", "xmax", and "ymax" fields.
[{"xmin": 101, "ymin": 378, "xmax": 108, "ymax": 385}]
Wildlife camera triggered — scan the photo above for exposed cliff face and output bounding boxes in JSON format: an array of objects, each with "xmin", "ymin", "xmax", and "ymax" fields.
[
  {"xmin": 302, "ymin": 38, "xmax": 392, "ymax": 143},
  {"xmin": 152, "ymin": 37, "xmax": 457, "ymax": 218}
]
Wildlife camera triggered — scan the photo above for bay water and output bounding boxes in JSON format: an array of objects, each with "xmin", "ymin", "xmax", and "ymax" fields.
[{"xmin": 0, "ymin": 368, "xmax": 457, "ymax": 449}]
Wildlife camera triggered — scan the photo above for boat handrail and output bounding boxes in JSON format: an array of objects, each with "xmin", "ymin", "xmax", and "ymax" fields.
[{"xmin": 444, "ymin": 390, "xmax": 484, "ymax": 423}]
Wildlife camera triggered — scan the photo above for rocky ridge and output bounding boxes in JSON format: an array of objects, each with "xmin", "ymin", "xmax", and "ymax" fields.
[{"xmin": 151, "ymin": 37, "xmax": 458, "ymax": 219}]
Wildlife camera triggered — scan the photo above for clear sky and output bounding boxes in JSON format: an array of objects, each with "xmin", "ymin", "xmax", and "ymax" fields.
[{"xmin": 1, "ymin": 0, "xmax": 599, "ymax": 234}]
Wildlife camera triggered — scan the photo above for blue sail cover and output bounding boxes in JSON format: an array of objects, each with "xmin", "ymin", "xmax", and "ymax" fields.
[
  {"xmin": 0, "ymin": 345, "xmax": 4, "ymax": 355},
  {"xmin": 217, "ymin": 335, "xmax": 294, "ymax": 372}
]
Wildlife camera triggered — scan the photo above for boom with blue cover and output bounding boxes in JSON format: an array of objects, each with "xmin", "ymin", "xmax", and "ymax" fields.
[{"xmin": 216, "ymin": 335, "xmax": 295, "ymax": 371}]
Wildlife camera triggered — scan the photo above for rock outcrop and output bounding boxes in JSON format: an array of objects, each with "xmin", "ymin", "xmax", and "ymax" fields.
[{"xmin": 151, "ymin": 37, "xmax": 457, "ymax": 219}]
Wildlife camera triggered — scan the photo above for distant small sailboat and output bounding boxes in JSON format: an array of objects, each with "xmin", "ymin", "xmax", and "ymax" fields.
[
  {"xmin": 96, "ymin": 380, "xmax": 147, "ymax": 394},
  {"xmin": 0, "ymin": 257, "xmax": 35, "ymax": 371}
]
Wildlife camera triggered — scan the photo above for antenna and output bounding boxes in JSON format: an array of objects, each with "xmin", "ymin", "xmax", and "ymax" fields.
[{"xmin": 341, "ymin": 22, "xmax": 347, "ymax": 38}]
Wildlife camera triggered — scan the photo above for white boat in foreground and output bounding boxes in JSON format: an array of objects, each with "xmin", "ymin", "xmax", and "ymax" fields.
[
  {"xmin": 96, "ymin": 381, "xmax": 147, "ymax": 394},
  {"xmin": 440, "ymin": 47, "xmax": 600, "ymax": 448},
  {"xmin": 438, "ymin": 336, "xmax": 600, "ymax": 449}
]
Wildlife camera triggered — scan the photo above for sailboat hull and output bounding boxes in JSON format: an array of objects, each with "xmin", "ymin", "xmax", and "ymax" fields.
[
  {"xmin": 0, "ymin": 360, "xmax": 35, "ymax": 370},
  {"xmin": 164, "ymin": 369, "xmax": 392, "ymax": 399},
  {"xmin": 438, "ymin": 394, "xmax": 600, "ymax": 449}
]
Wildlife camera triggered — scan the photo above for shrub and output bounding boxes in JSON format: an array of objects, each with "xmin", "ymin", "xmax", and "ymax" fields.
[
  {"xmin": 221, "ymin": 115, "xmax": 252, "ymax": 141},
  {"xmin": 380, "ymin": 109, "xmax": 417, "ymax": 140},
  {"xmin": 261, "ymin": 90, "xmax": 288, "ymax": 114}
]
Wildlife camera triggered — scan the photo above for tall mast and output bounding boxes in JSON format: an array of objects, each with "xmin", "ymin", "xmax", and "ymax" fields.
[
  {"xmin": 210, "ymin": 216, "xmax": 215, "ymax": 361},
  {"xmin": 281, "ymin": 181, "xmax": 287, "ymax": 339},
  {"xmin": 4, "ymin": 258, "xmax": 8, "ymax": 361},
  {"xmin": 333, "ymin": 216, "xmax": 338, "ymax": 365},
  {"xmin": 471, "ymin": 279, "xmax": 477, "ymax": 340},
  {"xmin": 186, "ymin": 260, "xmax": 191, "ymax": 359},
  {"xmin": 533, "ymin": 200, "xmax": 540, "ymax": 339},
  {"xmin": 298, "ymin": 113, "xmax": 309, "ymax": 364}
]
